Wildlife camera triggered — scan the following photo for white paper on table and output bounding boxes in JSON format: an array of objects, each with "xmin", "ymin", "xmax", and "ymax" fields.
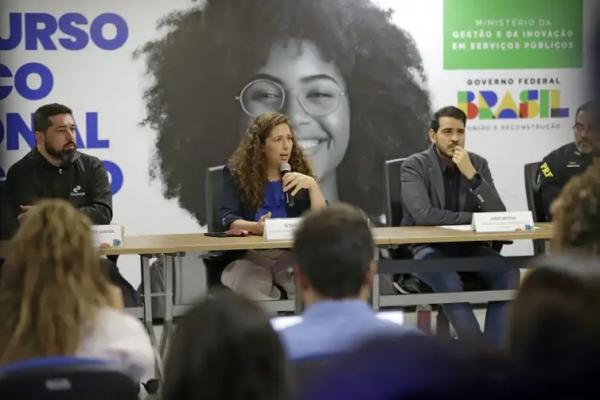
[{"xmin": 439, "ymin": 225, "xmax": 473, "ymax": 231}]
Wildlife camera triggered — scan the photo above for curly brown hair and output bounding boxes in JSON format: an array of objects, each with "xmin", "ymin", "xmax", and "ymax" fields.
[
  {"xmin": 0, "ymin": 199, "xmax": 114, "ymax": 365},
  {"xmin": 228, "ymin": 112, "xmax": 313, "ymax": 208},
  {"xmin": 551, "ymin": 161, "xmax": 600, "ymax": 255}
]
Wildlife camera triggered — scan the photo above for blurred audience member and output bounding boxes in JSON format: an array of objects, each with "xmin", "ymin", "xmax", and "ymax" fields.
[
  {"xmin": 0, "ymin": 199, "xmax": 154, "ymax": 383},
  {"xmin": 280, "ymin": 203, "xmax": 418, "ymax": 360},
  {"xmin": 508, "ymin": 256, "xmax": 600, "ymax": 395},
  {"xmin": 162, "ymin": 291, "xmax": 289, "ymax": 400},
  {"xmin": 551, "ymin": 161, "xmax": 600, "ymax": 255},
  {"xmin": 298, "ymin": 334, "xmax": 499, "ymax": 400}
]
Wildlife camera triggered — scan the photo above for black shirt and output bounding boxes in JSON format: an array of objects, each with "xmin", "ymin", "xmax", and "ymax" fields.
[
  {"xmin": 539, "ymin": 142, "xmax": 594, "ymax": 221},
  {"xmin": 6, "ymin": 148, "xmax": 113, "ymax": 233},
  {"xmin": 434, "ymin": 149, "xmax": 460, "ymax": 212}
]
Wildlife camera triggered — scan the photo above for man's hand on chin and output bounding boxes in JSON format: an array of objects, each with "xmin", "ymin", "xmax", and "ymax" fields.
[{"xmin": 452, "ymin": 146, "xmax": 476, "ymax": 180}]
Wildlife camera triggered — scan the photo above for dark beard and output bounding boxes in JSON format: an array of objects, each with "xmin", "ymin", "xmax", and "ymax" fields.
[{"xmin": 46, "ymin": 145, "xmax": 76, "ymax": 165}]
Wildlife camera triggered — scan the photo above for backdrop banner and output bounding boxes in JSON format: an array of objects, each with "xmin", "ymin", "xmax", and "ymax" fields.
[{"xmin": 1, "ymin": 0, "xmax": 595, "ymax": 283}]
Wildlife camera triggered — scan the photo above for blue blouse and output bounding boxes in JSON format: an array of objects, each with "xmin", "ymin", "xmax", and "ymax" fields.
[
  {"xmin": 255, "ymin": 180, "xmax": 288, "ymax": 220},
  {"xmin": 220, "ymin": 166, "xmax": 310, "ymax": 230}
]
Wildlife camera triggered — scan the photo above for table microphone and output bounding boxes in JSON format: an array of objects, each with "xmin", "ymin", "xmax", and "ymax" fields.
[{"xmin": 279, "ymin": 162, "xmax": 295, "ymax": 207}]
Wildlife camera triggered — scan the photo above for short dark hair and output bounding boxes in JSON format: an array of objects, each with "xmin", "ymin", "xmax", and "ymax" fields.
[
  {"xmin": 33, "ymin": 103, "xmax": 73, "ymax": 133},
  {"xmin": 162, "ymin": 291, "xmax": 288, "ymax": 400},
  {"xmin": 575, "ymin": 100, "xmax": 597, "ymax": 120},
  {"xmin": 577, "ymin": 100, "xmax": 600, "ymax": 156},
  {"xmin": 430, "ymin": 106, "xmax": 467, "ymax": 132},
  {"xmin": 293, "ymin": 203, "xmax": 374, "ymax": 298}
]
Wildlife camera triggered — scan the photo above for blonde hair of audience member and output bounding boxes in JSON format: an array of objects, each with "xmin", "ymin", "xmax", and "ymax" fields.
[
  {"xmin": 550, "ymin": 162, "xmax": 600, "ymax": 255},
  {"xmin": 0, "ymin": 199, "xmax": 119, "ymax": 365}
]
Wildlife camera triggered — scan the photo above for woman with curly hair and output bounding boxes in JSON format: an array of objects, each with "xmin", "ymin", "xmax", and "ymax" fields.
[
  {"xmin": 139, "ymin": 0, "xmax": 430, "ymax": 225},
  {"xmin": 219, "ymin": 112, "xmax": 326, "ymax": 300},
  {"xmin": 0, "ymin": 199, "xmax": 154, "ymax": 383}
]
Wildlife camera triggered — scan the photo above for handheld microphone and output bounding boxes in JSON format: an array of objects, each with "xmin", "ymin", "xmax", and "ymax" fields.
[{"xmin": 279, "ymin": 162, "xmax": 295, "ymax": 207}]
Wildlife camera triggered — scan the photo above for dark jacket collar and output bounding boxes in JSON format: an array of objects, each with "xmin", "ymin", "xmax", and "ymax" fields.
[{"xmin": 426, "ymin": 145, "xmax": 445, "ymax": 207}]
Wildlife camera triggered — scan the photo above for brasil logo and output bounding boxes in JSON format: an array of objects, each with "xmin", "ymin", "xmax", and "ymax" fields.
[{"xmin": 458, "ymin": 89, "xmax": 569, "ymax": 119}]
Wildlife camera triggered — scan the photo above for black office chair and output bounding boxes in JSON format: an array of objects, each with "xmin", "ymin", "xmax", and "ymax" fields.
[
  {"xmin": 205, "ymin": 165, "xmax": 227, "ymax": 235},
  {"xmin": 0, "ymin": 180, "xmax": 13, "ymax": 271},
  {"xmin": 524, "ymin": 162, "xmax": 545, "ymax": 255},
  {"xmin": 384, "ymin": 158, "xmax": 432, "ymax": 293},
  {"xmin": 0, "ymin": 180, "xmax": 16, "ymax": 240},
  {"xmin": 384, "ymin": 158, "xmax": 413, "ymax": 260},
  {"xmin": 383, "ymin": 158, "xmax": 449, "ymax": 333},
  {"xmin": 202, "ymin": 166, "xmax": 294, "ymax": 305},
  {"xmin": 203, "ymin": 165, "xmax": 243, "ymax": 288},
  {"xmin": 0, "ymin": 356, "xmax": 138, "ymax": 400}
]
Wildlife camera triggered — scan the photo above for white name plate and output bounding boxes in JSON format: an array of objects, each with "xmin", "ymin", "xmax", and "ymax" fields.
[
  {"xmin": 91, "ymin": 224, "xmax": 123, "ymax": 248},
  {"xmin": 264, "ymin": 218, "xmax": 302, "ymax": 241},
  {"xmin": 471, "ymin": 211, "xmax": 534, "ymax": 233}
]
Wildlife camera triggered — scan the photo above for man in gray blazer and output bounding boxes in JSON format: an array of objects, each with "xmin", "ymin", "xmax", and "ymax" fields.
[{"xmin": 401, "ymin": 106, "xmax": 519, "ymax": 347}]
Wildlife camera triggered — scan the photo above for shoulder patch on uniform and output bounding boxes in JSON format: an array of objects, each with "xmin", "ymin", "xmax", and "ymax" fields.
[{"xmin": 540, "ymin": 162, "xmax": 554, "ymax": 178}]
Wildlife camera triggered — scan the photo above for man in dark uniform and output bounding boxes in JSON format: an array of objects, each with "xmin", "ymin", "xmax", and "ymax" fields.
[
  {"xmin": 539, "ymin": 101, "xmax": 599, "ymax": 221},
  {"xmin": 5, "ymin": 103, "xmax": 139, "ymax": 306}
]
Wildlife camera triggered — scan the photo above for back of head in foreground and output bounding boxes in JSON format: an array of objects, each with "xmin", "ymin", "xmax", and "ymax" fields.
[
  {"xmin": 551, "ymin": 162, "xmax": 600, "ymax": 256},
  {"xmin": 508, "ymin": 254, "xmax": 600, "ymax": 377},
  {"xmin": 162, "ymin": 291, "xmax": 289, "ymax": 400},
  {"xmin": 0, "ymin": 199, "xmax": 114, "ymax": 365},
  {"xmin": 293, "ymin": 203, "xmax": 375, "ymax": 301}
]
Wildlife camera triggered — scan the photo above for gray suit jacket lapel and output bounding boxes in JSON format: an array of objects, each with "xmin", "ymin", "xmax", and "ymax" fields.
[{"xmin": 427, "ymin": 146, "xmax": 445, "ymax": 208}]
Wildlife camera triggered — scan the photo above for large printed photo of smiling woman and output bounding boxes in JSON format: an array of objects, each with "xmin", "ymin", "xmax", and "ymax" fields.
[{"xmin": 139, "ymin": 0, "xmax": 431, "ymax": 225}]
